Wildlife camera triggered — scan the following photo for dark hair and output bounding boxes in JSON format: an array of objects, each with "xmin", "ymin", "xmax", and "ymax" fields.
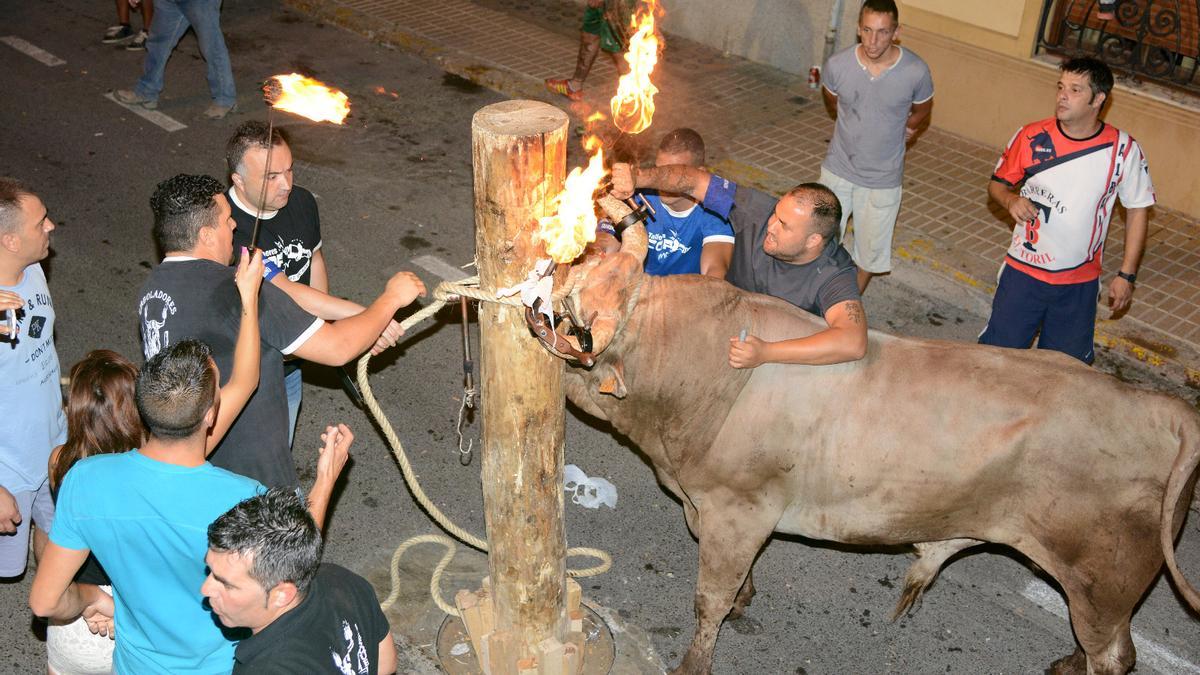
[
  {"xmin": 657, "ymin": 128, "xmax": 705, "ymax": 166},
  {"xmin": 787, "ymin": 182, "xmax": 843, "ymax": 245},
  {"xmin": 226, "ymin": 121, "xmax": 288, "ymax": 178},
  {"xmin": 150, "ymin": 174, "xmax": 225, "ymax": 253},
  {"xmin": 208, "ymin": 488, "xmax": 323, "ymax": 596},
  {"xmin": 51, "ymin": 351, "xmax": 145, "ymax": 489},
  {"xmin": 860, "ymin": 0, "xmax": 899, "ymax": 23},
  {"xmin": 136, "ymin": 339, "xmax": 217, "ymax": 440},
  {"xmin": 0, "ymin": 177, "xmax": 34, "ymax": 235},
  {"xmin": 1061, "ymin": 57, "xmax": 1114, "ymax": 104}
]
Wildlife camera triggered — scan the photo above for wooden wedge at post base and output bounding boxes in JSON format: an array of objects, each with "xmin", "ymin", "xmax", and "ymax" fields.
[
  {"xmin": 484, "ymin": 629, "xmax": 520, "ymax": 675},
  {"xmin": 565, "ymin": 578, "xmax": 581, "ymax": 613},
  {"xmin": 535, "ymin": 637, "xmax": 566, "ymax": 675},
  {"xmin": 454, "ymin": 589, "xmax": 487, "ymax": 663},
  {"xmin": 563, "ymin": 642, "xmax": 581, "ymax": 675}
]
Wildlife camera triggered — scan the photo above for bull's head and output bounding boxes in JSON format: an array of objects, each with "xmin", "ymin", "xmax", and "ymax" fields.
[{"xmin": 535, "ymin": 195, "xmax": 646, "ymax": 367}]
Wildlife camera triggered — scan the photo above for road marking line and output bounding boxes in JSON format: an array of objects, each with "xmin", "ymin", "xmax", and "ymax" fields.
[
  {"xmin": 411, "ymin": 255, "xmax": 471, "ymax": 282},
  {"xmin": 1021, "ymin": 580, "xmax": 1200, "ymax": 674},
  {"xmin": 103, "ymin": 92, "xmax": 187, "ymax": 132},
  {"xmin": 1, "ymin": 36, "xmax": 65, "ymax": 66}
]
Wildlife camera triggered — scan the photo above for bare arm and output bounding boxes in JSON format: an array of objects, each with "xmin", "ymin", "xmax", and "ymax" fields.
[
  {"xmin": 306, "ymin": 424, "xmax": 351, "ymax": 529},
  {"xmin": 988, "ymin": 180, "xmax": 1038, "ymax": 224},
  {"xmin": 610, "ymin": 163, "xmax": 712, "ymax": 203},
  {"xmin": 378, "ymin": 633, "xmax": 398, "ymax": 674},
  {"xmin": 728, "ymin": 299, "xmax": 868, "ymax": 367},
  {"xmin": 272, "ymin": 275, "xmax": 365, "ymax": 320},
  {"xmin": 1107, "ymin": 206, "xmax": 1149, "ymax": 316},
  {"xmin": 208, "ymin": 250, "xmax": 264, "ymax": 456},
  {"xmin": 291, "ymin": 271, "xmax": 426, "ymax": 366},
  {"xmin": 29, "ymin": 543, "xmax": 112, "ymax": 630},
  {"xmin": 309, "ymin": 249, "xmax": 329, "ymax": 294},
  {"xmin": 906, "ymin": 98, "xmax": 934, "ymax": 142},
  {"xmin": 699, "ymin": 242, "xmax": 733, "ymax": 279},
  {"xmin": 822, "ymin": 85, "xmax": 838, "ymax": 119}
]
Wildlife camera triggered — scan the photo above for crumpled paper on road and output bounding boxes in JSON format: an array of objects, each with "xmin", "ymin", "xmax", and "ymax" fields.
[
  {"xmin": 496, "ymin": 258, "xmax": 555, "ymax": 322},
  {"xmin": 564, "ymin": 464, "xmax": 617, "ymax": 509}
]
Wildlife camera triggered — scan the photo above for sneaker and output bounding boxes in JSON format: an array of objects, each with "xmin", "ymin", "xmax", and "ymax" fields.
[
  {"xmin": 102, "ymin": 24, "xmax": 134, "ymax": 44},
  {"xmin": 124, "ymin": 30, "xmax": 148, "ymax": 51},
  {"xmin": 113, "ymin": 89, "xmax": 158, "ymax": 110},
  {"xmin": 545, "ymin": 78, "xmax": 583, "ymax": 102},
  {"xmin": 202, "ymin": 102, "xmax": 238, "ymax": 120}
]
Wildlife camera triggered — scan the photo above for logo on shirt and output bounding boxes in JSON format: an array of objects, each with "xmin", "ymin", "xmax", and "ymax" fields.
[
  {"xmin": 138, "ymin": 290, "xmax": 178, "ymax": 360},
  {"xmin": 330, "ymin": 620, "xmax": 372, "ymax": 675},
  {"xmin": 647, "ymin": 229, "xmax": 692, "ymax": 262},
  {"xmin": 1028, "ymin": 130, "xmax": 1057, "ymax": 163},
  {"xmin": 27, "ymin": 315, "xmax": 45, "ymax": 339},
  {"xmin": 264, "ymin": 235, "xmax": 313, "ymax": 282}
]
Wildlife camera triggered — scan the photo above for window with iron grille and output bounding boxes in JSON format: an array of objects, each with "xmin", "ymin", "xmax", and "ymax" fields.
[{"xmin": 1035, "ymin": 0, "xmax": 1200, "ymax": 94}]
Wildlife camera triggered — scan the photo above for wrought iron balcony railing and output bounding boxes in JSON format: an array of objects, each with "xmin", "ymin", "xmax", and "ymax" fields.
[{"xmin": 1036, "ymin": 0, "xmax": 1200, "ymax": 94}]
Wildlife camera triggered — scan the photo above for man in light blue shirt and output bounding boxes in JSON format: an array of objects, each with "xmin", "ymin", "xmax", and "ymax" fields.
[
  {"xmin": 31, "ymin": 340, "xmax": 350, "ymax": 674},
  {"xmin": 0, "ymin": 177, "xmax": 66, "ymax": 578}
]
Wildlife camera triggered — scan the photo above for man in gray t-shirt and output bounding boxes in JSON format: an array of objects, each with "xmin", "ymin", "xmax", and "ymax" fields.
[
  {"xmin": 820, "ymin": 0, "xmax": 933, "ymax": 294},
  {"xmin": 610, "ymin": 163, "xmax": 868, "ymax": 367}
]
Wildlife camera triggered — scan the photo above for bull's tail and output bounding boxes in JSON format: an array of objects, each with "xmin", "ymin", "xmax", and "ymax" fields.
[{"xmin": 1160, "ymin": 410, "xmax": 1200, "ymax": 611}]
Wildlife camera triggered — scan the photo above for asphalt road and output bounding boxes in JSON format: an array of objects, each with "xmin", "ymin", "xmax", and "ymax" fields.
[{"xmin": 1, "ymin": 0, "xmax": 1198, "ymax": 672}]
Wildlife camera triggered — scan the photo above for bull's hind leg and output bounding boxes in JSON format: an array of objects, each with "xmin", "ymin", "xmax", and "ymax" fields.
[
  {"xmin": 674, "ymin": 503, "xmax": 776, "ymax": 675},
  {"xmin": 728, "ymin": 570, "xmax": 756, "ymax": 620},
  {"xmin": 1028, "ymin": 523, "xmax": 1162, "ymax": 674},
  {"xmin": 893, "ymin": 538, "xmax": 983, "ymax": 619}
]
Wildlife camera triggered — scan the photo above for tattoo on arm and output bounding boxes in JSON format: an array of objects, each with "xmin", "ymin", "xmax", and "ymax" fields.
[
  {"xmin": 641, "ymin": 165, "xmax": 703, "ymax": 197},
  {"xmin": 843, "ymin": 301, "xmax": 864, "ymax": 326}
]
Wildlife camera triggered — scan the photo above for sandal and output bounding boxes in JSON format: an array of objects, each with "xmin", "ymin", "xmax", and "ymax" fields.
[{"xmin": 545, "ymin": 78, "xmax": 583, "ymax": 102}]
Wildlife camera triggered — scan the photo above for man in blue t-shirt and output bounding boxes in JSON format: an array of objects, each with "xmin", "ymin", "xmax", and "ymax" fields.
[
  {"xmin": 30, "ymin": 340, "xmax": 351, "ymax": 674},
  {"xmin": 639, "ymin": 128, "xmax": 734, "ymax": 278},
  {"xmin": 0, "ymin": 178, "xmax": 66, "ymax": 579}
]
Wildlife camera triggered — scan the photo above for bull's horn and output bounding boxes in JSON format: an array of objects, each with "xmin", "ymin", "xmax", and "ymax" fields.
[{"xmin": 597, "ymin": 195, "xmax": 648, "ymax": 265}]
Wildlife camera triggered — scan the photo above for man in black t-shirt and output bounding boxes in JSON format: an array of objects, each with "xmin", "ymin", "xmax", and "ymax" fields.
[
  {"xmin": 611, "ymin": 163, "xmax": 868, "ymax": 366},
  {"xmin": 225, "ymin": 122, "xmax": 402, "ymax": 448},
  {"xmin": 203, "ymin": 488, "xmax": 397, "ymax": 674},
  {"xmin": 138, "ymin": 174, "xmax": 425, "ymax": 487}
]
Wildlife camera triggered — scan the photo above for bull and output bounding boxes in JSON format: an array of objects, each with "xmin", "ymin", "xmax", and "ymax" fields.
[{"xmin": 554, "ymin": 218, "xmax": 1200, "ymax": 674}]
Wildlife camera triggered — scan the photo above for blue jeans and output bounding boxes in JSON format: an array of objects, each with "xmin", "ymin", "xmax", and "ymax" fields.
[
  {"xmin": 285, "ymin": 365, "xmax": 302, "ymax": 448},
  {"xmin": 134, "ymin": 0, "xmax": 236, "ymax": 106}
]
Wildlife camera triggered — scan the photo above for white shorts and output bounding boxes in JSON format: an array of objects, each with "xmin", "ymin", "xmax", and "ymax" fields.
[
  {"xmin": 819, "ymin": 167, "xmax": 903, "ymax": 274},
  {"xmin": 47, "ymin": 585, "xmax": 115, "ymax": 675},
  {"xmin": 0, "ymin": 478, "xmax": 55, "ymax": 577}
]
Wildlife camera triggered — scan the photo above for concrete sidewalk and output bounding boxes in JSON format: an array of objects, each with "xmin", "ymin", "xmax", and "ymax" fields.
[{"xmin": 287, "ymin": 0, "xmax": 1200, "ymax": 389}]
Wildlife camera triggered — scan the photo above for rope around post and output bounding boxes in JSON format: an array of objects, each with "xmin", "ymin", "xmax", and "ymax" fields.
[{"xmin": 358, "ymin": 276, "xmax": 612, "ymax": 617}]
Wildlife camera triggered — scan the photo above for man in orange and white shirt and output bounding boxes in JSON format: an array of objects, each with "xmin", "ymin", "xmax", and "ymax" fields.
[{"xmin": 980, "ymin": 57, "xmax": 1154, "ymax": 364}]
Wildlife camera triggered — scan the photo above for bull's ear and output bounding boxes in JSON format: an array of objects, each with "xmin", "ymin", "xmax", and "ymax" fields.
[{"xmin": 596, "ymin": 360, "xmax": 627, "ymax": 399}]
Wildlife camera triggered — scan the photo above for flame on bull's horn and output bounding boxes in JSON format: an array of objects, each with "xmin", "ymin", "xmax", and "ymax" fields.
[
  {"xmin": 610, "ymin": 1, "xmax": 663, "ymax": 135},
  {"xmin": 267, "ymin": 74, "xmax": 351, "ymax": 124},
  {"xmin": 537, "ymin": 137, "xmax": 605, "ymax": 264}
]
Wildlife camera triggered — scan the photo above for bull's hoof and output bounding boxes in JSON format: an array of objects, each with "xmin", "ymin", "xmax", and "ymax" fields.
[{"xmin": 1046, "ymin": 649, "xmax": 1087, "ymax": 675}]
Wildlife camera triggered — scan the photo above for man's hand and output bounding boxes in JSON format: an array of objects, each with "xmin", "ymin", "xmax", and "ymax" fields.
[
  {"xmin": 0, "ymin": 290, "xmax": 22, "ymax": 338},
  {"xmin": 384, "ymin": 272, "xmax": 427, "ymax": 308},
  {"xmin": 81, "ymin": 586, "xmax": 115, "ymax": 638},
  {"xmin": 234, "ymin": 247, "xmax": 265, "ymax": 309},
  {"xmin": 1005, "ymin": 195, "xmax": 1039, "ymax": 224},
  {"xmin": 0, "ymin": 486, "xmax": 21, "ymax": 534},
  {"xmin": 728, "ymin": 334, "xmax": 769, "ymax": 369},
  {"xmin": 609, "ymin": 163, "xmax": 635, "ymax": 200},
  {"xmin": 904, "ymin": 126, "xmax": 917, "ymax": 142},
  {"xmin": 1108, "ymin": 275, "xmax": 1134, "ymax": 317},
  {"xmin": 316, "ymin": 424, "xmax": 352, "ymax": 484},
  {"xmin": 370, "ymin": 319, "xmax": 406, "ymax": 355},
  {"xmin": 128, "ymin": 0, "xmax": 141, "ymax": 7}
]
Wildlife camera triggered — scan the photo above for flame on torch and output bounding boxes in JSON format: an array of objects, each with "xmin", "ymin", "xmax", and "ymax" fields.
[
  {"xmin": 610, "ymin": 1, "xmax": 662, "ymax": 135},
  {"xmin": 538, "ymin": 136, "xmax": 606, "ymax": 263},
  {"xmin": 265, "ymin": 73, "xmax": 351, "ymax": 124}
]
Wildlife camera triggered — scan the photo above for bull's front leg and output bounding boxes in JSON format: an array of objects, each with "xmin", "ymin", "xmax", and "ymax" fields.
[{"xmin": 674, "ymin": 501, "xmax": 776, "ymax": 675}]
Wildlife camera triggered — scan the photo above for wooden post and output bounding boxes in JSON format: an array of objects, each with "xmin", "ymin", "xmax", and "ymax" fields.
[{"xmin": 472, "ymin": 100, "xmax": 570, "ymax": 671}]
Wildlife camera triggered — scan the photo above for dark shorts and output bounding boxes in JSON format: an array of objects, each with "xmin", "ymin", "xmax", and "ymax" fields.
[{"xmin": 978, "ymin": 264, "xmax": 1099, "ymax": 364}]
